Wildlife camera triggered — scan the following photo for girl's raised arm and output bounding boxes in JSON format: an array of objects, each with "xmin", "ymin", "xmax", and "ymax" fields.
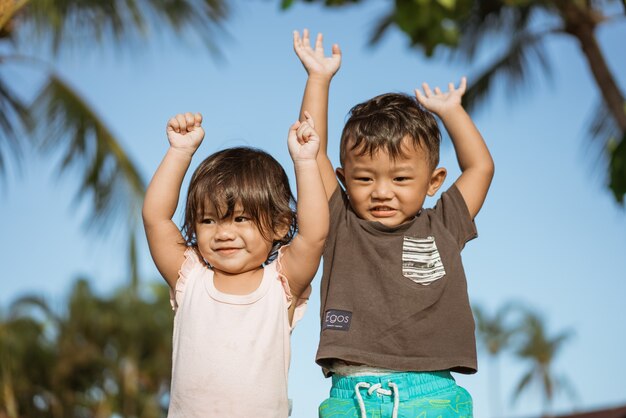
[
  {"xmin": 143, "ymin": 112, "xmax": 204, "ymax": 289},
  {"xmin": 281, "ymin": 112, "xmax": 329, "ymax": 304}
]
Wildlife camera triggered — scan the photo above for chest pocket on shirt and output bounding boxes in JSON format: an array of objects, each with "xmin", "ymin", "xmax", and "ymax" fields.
[{"xmin": 402, "ymin": 236, "xmax": 446, "ymax": 285}]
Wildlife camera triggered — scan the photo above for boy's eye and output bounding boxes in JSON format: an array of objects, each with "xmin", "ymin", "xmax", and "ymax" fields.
[
  {"xmin": 201, "ymin": 218, "xmax": 215, "ymax": 224},
  {"xmin": 394, "ymin": 177, "xmax": 410, "ymax": 182},
  {"xmin": 355, "ymin": 177, "xmax": 372, "ymax": 182},
  {"xmin": 234, "ymin": 216, "xmax": 249, "ymax": 223}
]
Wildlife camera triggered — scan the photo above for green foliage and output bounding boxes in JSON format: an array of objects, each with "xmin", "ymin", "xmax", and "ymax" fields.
[
  {"xmin": 30, "ymin": 74, "xmax": 145, "ymax": 232},
  {"xmin": 473, "ymin": 302, "xmax": 520, "ymax": 356},
  {"xmin": 473, "ymin": 302, "xmax": 577, "ymax": 415},
  {"xmin": 608, "ymin": 131, "xmax": 626, "ymax": 204},
  {"xmin": 391, "ymin": 0, "xmax": 459, "ymax": 55},
  {"xmin": 0, "ymin": 65, "xmax": 30, "ymax": 178},
  {"xmin": 511, "ymin": 310, "xmax": 576, "ymax": 411},
  {"xmin": 0, "ymin": 278, "xmax": 173, "ymax": 418},
  {"xmin": 21, "ymin": 0, "xmax": 228, "ymax": 53},
  {"xmin": 281, "ymin": 0, "xmax": 359, "ymax": 8}
]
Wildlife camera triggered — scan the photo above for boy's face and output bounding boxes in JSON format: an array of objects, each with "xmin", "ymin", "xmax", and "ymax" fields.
[{"xmin": 337, "ymin": 136, "xmax": 446, "ymax": 228}]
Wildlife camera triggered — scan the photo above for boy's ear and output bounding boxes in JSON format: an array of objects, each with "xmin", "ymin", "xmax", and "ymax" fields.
[
  {"xmin": 335, "ymin": 167, "xmax": 346, "ymax": 189},
  {"xmin": 427, "ymin": 167, "xmax": 447, "ymax": 196}
]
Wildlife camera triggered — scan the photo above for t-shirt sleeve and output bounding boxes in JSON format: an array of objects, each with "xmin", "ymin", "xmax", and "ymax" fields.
[
  {"xmin": 169, "ymin": 248, "xmax": 201, "ymax": 311},
  {"xmin": 328, "ymin": 186, "xmax": 349, "ymax": 231},
  {"xmin": 432, "ymin": 184, "xmax": 478, "ymax": 249}
]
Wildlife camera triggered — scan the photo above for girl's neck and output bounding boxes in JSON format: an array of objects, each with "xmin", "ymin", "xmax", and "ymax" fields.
[{"xmin": 212, "ymin": 266, "xmax": 264, "ymax": 295}]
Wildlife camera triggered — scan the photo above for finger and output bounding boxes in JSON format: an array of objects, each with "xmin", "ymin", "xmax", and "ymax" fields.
[
  {"xmin": 167, "ymin": 117, "xmax": 180, "ymax": 133},
  {"xmin": 448, "ymin": 82, "xmax": 455, "ymax": 92},
  {"xmin": 195, "ymin": 112, "xmax": 202, "ymax": 127},
  {"xmin": 293, "ymin": 30, "xmax": 300, "ymax": 50},
  {"xmin": 298, "ymin": 126, "xmax": 312, "ymax": 143},
  {"xmin": 303, "ymin": 110, "xmax": 315, "ymax": 129},
  {"xmin": 332, "ymin": 43, "xmax": 342, "ymax": 59},
  {"xmin": 315, "ymin": 32, "xmax": 324, "ymax": 54},
  {"xmin": 303, "ymin": 28, "xmax": 311, "ymax": 50},
  {"xmin": 289, "ymin": 120, "xmax": 301, "ymax": 135},
  {"xmin": 434, "ymin": 87, "xmax": 442, "ymax": 95},
  {"xmin": 458, "ymin": 76, "xmax": 467, "ymax": 94},
  {"xmin": 422, "ymin": 82, "xmax": 433, "ymax": 97},
  {"xmin": 414, "ymin": 88, "xmax": 426, "ymax": 104},
  {"xmin": 184, "ymin": 112, "xmax": 195, "ymax": 131},
  {"xmin": 296, "ymin": 121, "xmax": 309, "ymax": 137},
  {"xmin": 175, "ymin": 114, "xmax": 187, "ymax": 132},
  {"xmin": 297, "ymin": 122, "xmax": 314, "ymax": 141}
]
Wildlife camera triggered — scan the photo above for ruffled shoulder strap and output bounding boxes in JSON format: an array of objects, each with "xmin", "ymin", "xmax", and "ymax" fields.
[
  {"xmin": 274, "ymin": 246, "xmax": 311, "ymax": 329},
  {"xmin": 169, "ymin": 248, "xmax": 204, "ymax": 311}
]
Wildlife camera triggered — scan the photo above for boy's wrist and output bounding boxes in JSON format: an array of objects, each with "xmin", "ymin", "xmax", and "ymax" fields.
[
  {"xmin": 307, "ymin": 74, "xmax": 333, "ymax": 85},
  {"xmin": 436, "ymin": 104, "xmax": 466, "ymax": 121}
]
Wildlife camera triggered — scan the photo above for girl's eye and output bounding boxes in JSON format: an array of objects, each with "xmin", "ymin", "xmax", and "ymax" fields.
[
  {"xmin": 201, "ymin": 218, "xmax": 215, "ymax": 224},
  {"xmin": 234, "ymin": 216, "xmax": 249, "ymax": 223}
]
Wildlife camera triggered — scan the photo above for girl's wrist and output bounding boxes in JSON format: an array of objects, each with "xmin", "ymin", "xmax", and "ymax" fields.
[
  {"xmin": 167, "ymin": 146, "xmax": 195, "ymax": 159},
  {"xmin": 293, "ymin": 158, "xmax": 318, "ymax": 167}
]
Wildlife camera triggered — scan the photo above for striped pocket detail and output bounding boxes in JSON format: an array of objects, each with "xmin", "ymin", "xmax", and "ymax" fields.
[{"xmin": 402, "ymin": 236, "xmax": 445, "ymax": 285}]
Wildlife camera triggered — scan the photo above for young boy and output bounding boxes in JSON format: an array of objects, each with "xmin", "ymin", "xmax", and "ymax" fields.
[{"xmin": 293, "ymin": 30, "xmax": 494, "ymax": 417}]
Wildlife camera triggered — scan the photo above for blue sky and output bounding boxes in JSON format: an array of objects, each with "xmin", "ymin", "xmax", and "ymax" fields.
[{"xmin": 2, "ymin": 1, "xmax": 626, "ymax": 417}]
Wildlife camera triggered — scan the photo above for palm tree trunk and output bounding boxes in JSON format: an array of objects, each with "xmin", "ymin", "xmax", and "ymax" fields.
[
  {"xmin": 1, "ymin": 366, "xmax": 18, "ymax": 418},
  {"xmin": 555, "ymin": 0, "xmax": 626, "ymax": 132},
  {"xmin": 0, "ymin": 0, "xmax": 29, "ymax": 31},
  {"xmin": 488, "ymin": 355, "xmax": 503, "ymax": 418}
]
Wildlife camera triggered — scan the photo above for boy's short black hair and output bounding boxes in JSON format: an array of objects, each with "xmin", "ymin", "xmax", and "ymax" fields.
[
  {"xmin": 340, "ymin": 93, "xmax": 441, "ymax": 170},
  {"xmin": 182, "ymin": 147, "xmax": 296, "ymax": 262}
]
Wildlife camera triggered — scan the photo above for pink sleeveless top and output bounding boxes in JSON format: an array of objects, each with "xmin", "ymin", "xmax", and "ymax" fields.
[{"xmin": 167, "ymin": 248, "xmax": 308, "ymax": 417}]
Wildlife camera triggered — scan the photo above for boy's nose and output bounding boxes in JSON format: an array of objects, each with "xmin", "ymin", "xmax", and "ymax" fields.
[{"xmin": 372, "ymin": 183, "xmax": 393, "ymax": 200}]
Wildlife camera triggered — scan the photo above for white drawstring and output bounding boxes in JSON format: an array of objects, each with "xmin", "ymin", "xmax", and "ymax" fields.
[{"xmin": 354, "ymin": 381, "xmax": 400, "ymax": 418}]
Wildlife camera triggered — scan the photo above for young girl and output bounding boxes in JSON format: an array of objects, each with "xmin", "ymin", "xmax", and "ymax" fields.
[{"xmin": 142, "ymin": 111, "xmax": 328, "ymax": 417}]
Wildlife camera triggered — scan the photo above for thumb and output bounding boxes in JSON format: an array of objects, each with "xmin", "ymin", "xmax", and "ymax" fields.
[{"xmin": 303, "ymin": 111, "xmax": 315, "ymax": 129}]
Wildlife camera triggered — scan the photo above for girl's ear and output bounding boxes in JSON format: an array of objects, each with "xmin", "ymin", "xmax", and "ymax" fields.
[
  {"xmin": 427, "ymin": 167, "xmax": 447, "ymax": 196},
  {"xmin": 272, "ymin": 218, "xmax": 292, "ymax": 241}
]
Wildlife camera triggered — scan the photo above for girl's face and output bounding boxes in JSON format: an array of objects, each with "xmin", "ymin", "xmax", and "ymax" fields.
[{"xmin": 195, "ymin": 202, "xmax": 277, "ymax": 277}]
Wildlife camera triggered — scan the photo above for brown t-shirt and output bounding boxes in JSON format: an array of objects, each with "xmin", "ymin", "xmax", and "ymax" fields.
[{"xmin": 316, "ymin": 184, "xmax": 478, "ymax": 377}]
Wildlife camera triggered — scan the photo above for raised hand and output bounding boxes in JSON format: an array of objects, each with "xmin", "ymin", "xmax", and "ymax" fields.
[
  {"xmin": 166, "ymin": 112, "xmax": 204, "ymax": 155},
  {"xmin": 288, "ymin": 111, "xmax": 320, "ymax": 162},
  {"xmin": 415, "ymin": 77, "xmax": 467, "ymax": 117},
  {"xmin": 293, "ymin": 29, "xmax": 341, "ymax": 80}
]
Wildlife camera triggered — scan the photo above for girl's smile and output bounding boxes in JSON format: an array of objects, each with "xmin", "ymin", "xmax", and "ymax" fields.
[{"xmin": 195, "ymin": 203, "xmax": 276, "ymax": 279}]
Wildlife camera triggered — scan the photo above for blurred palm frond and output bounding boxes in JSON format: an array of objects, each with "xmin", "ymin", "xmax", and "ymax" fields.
[{"xmin": 29, "ymin": 73, "xmax": 145, "ymax": 232}]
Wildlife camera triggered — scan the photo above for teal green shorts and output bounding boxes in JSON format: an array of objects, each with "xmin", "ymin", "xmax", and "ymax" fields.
[{"xmin": 318, "ymin": 371, "xmax": 473, "ymax": 418}]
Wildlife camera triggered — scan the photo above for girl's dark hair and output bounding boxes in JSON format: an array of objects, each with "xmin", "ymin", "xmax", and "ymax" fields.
[
  {"xmin": 182, "ymin": 147, "xmax": 296, "ymax": 262},
  {"xmin": 340, "ymin": 93, "xmax": 441, "ymax": 170}
]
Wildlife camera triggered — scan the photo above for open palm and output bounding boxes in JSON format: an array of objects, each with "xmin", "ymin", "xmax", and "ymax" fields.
[
  {"xmin": 415, "ymin": 77, "xmax": 467, "ymax": 116},
  {"xmin": 293, "ymin": 29, "xmax": 341, "ymax": 78}
]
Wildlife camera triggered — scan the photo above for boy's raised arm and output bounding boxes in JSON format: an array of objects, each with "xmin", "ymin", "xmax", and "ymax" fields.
[
  {"xmin": 293, "ymin": 29, "xmax": 341, "ymax": 200},
  {"xmin": 143, "ymin": 112, "xmax": 204, "ymax": 288},
  {"xmin": 415, "ymin": 78, "xmax": 494, "ymax": 219}
]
